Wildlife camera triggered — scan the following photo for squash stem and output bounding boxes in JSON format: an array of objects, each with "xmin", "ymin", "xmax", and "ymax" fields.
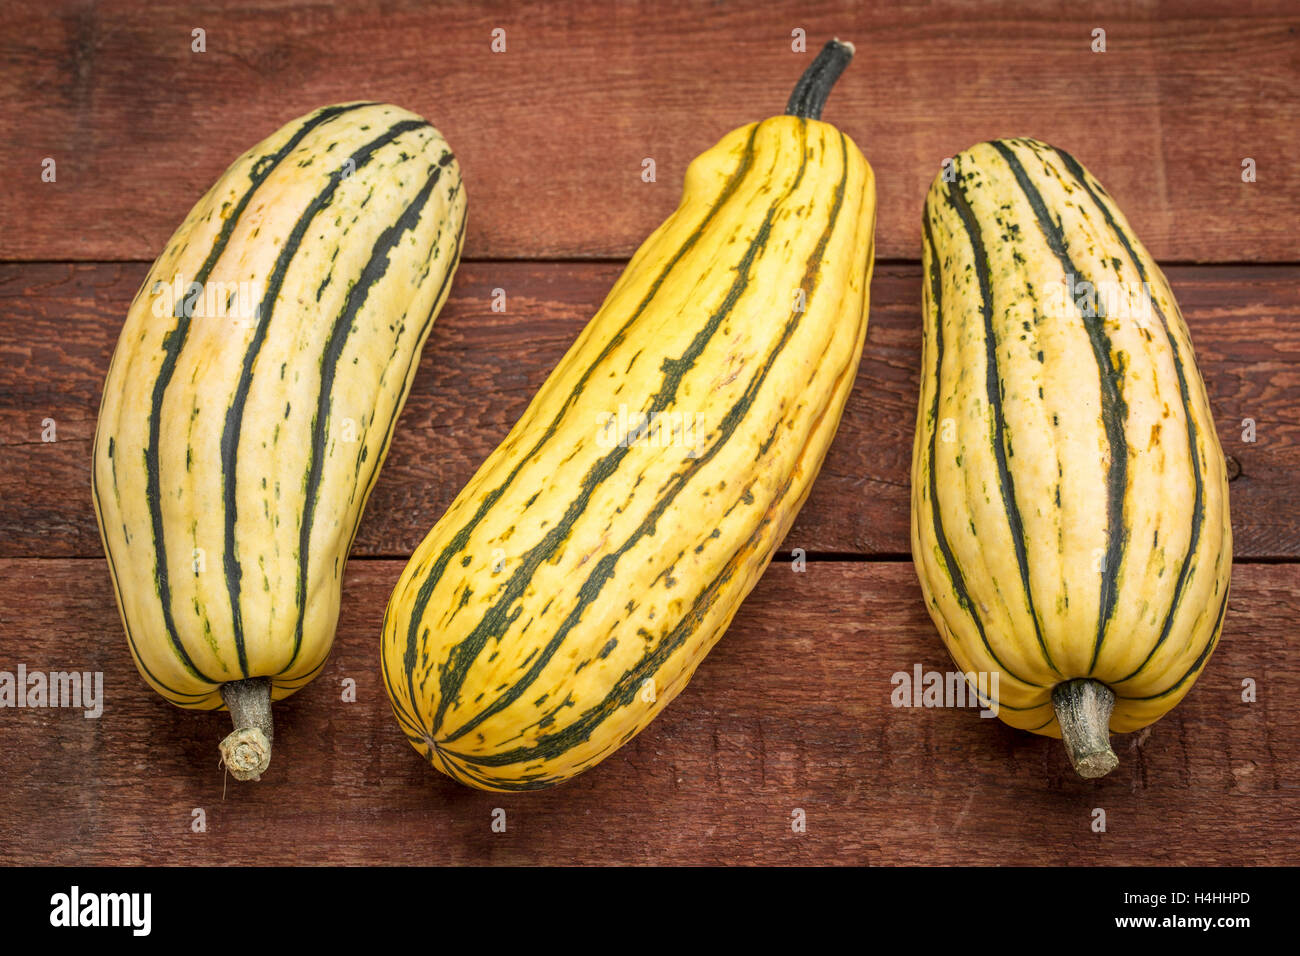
[
  {"xmin": 785, "ymin": 38, "xmax": 855, "ymax": 120},
  {"xmin": 1051, "ymin": 678, "xmax": 1119, "ymax": 779},
  {"xmin": 218, "ymin": 678, "xmax": 273, "ymax": 781}
]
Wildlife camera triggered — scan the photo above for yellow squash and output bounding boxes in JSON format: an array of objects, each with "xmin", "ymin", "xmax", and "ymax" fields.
[
  {"xmin": 382, "ymin": 41, "xmax": 876, "ymax": 790},
  {"xmin": 911, "ymin": 138, "xmax": 1231, "ymax": 777},
  {"xmin": 93, "ymin": 103, "xmax": 466, "ymax": 779}
]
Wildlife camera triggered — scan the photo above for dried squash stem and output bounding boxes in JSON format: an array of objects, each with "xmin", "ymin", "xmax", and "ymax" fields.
[
  {"xmin": 218, "ymin": 678, "xmax": 273, "ymax": 781},
  {"xmin": 1052, "ymin": 678, "xmax": 1120, "ymax": 779}
]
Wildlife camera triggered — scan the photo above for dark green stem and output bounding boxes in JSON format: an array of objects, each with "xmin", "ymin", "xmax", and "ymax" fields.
[{"xmin": 785, "ymin": 38, "xmax": 855, "ymax": 120}]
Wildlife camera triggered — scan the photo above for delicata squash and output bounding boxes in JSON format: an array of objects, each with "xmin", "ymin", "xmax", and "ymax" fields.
[
  {"xmin": 911, "ymin": 138, "xmax": 1231, "ymax": 778},
  {"xmin": 382, "ymin": 41, "xmax": 877, "ymax": 790},
  {"xmin": 92, "ymin": 103, "xmax": 465, "ymax": 780}
]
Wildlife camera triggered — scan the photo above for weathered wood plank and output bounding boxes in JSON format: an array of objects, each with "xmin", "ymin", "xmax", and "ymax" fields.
[
  {"xmin": 0, "ymin": 559, "xmax": 1292, "ymax": 866},
  {"xmin": 1, "ymin": 261, "xmax": 1295, "ymax": 558},
  {"xmin": 1, "ymin": 1, "xmax": 1296, "ymax": 261}
]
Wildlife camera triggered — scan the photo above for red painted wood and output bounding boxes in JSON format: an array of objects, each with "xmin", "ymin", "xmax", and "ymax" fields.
[
  {"xmin": 1, "ymin": 1, "xmax": 1295, "ymax": 262},
  {"xmin": 0, "ymin": 560, "xmax": 1292, "ymax": 865}
]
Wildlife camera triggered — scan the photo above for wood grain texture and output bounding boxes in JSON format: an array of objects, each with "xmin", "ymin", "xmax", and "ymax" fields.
[
  {"xmin": 1, "ymin": 261, "xmax": 1295, "ymax": 559},
  {"xmin": 1, "ymin": 0, "xmax": 1294, "ymax": 870},
  {"xmin": 0, "ymin": 559, "xmax": 1292, "ymax": 866},
  {"xmin": 2, "ymin": 0, "xmax": 1296, "ymax": 262}
]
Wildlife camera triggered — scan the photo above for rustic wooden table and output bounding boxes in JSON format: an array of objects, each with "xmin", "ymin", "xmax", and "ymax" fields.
[{"xmin": 1, "ymin": 1, "xmax": 1296, "ymax": 866}]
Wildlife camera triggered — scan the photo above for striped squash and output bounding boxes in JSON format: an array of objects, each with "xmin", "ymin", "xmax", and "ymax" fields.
[
  {"xmin": 382, "ymin": 40, "xmax": 876, "ymax": 790},
  {"xmin": 92, "ymin": 103, "xmax": 466, "ymax": 780},
  {"xmin": 911, "ymin": 138, "xmax": 1231, "ymax": 778}
]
